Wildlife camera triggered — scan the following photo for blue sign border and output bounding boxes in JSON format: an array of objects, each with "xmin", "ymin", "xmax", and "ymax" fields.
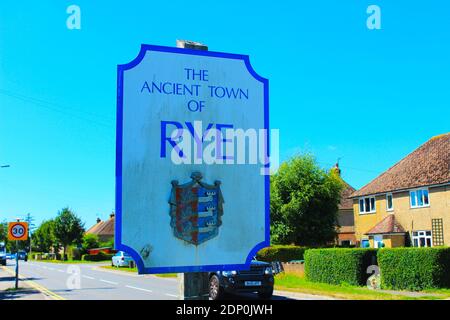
[{"xmin": 116, "ymin": 44, "xmax": 270, "ymax": 274}]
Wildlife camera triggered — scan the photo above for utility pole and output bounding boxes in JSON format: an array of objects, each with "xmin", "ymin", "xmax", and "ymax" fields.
[
  {"xmin": 25, "ymin": 213, "xmax": 35, "ymax": 256},
  {"xmin": 176, "ymin": 39, "xmax": 210, "ymax": 301}
]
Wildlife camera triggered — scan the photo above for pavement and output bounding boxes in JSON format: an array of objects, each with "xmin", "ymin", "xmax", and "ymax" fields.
[
  {"xmin": 0, "ymin": 267, "xmax": 50, "ymax": 300},
  {"xmin": 0, "ymin": 260, "xmax": 335, "ymax": 300}
]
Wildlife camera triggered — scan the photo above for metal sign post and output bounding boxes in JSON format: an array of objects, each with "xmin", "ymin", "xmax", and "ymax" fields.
[
  {"xmin": 15, "ymin": 240, "xmax": 19, "ymax": 289},
  {"xmin": 8, "ymin": 220, "xmax": 28, "ymax": 290}
]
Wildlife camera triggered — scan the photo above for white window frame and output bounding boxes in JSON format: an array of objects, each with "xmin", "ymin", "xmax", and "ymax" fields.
[
  {"xmin": 410, "ymin": 188, "xmax": 430, "ymax": 208},
  {"xmin": 386, "ymin": 193, "xmax": 394, "ymax": 212},
  {"xmin": 359, "ymin": 196, "xmax": 376, "ymax": 214},
  {"xmin": 412, "ymin": 230, "xmax": 433, "ymax": 247}
]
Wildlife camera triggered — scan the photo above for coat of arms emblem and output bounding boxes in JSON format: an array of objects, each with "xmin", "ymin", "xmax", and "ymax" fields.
[{"xmin": 169, "ymin": 172, "xmax": 224, "ymax": 245}]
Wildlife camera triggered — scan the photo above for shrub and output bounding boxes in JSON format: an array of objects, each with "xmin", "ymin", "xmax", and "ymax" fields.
[
  {"xmin": 305, "ymin": 248, "xmax": 377, "ymax": 286},
  {"xmin": 82, "ymin": 252, "xmax": 113, "ymax": 262},
  {"xmin": 378, "ymin": 247, "xmax": 450, "ymax": 291},
  {"xmin": 82, "ymin": 234, "xmax": 100, "ymax": 251},
  {"xmin": 257, "ymin": 245, "xmax": 306, "ymax": 262},
  {"xmin": 67, "ymin": 246, "xmax": 82, "ymax": 261}
]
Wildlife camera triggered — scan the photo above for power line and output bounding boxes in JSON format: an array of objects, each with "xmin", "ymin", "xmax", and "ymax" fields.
[{"xmin": 0, "ymin": 88, "xmax": 114, "ymax": 129}]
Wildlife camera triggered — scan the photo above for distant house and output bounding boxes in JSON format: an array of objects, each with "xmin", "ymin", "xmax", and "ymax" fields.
[
  {"xmin": 351, "ymin": 133, "xmax": 450, "ymax": 248},
  {"xmin": 333, "ymin": 163, "xmax": 357, "ymax": 246},
  {"xmin": 86, "ymin": 212, "xmax": 115, "ymax": 243}
]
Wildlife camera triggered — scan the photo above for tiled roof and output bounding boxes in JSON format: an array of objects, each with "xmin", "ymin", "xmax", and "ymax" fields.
[
  {"xmin": 339, "ymin": 181, "xmax": 356, "ymax": 210},
  {"xmin": 352, "ymin": 133, "xmax": 450, "ymax": 197},
  {"xmin": 86, "ymin": 215, "xmax": 115, "ymax": 237},
  {"xmin": 365, "ymin": 215, "xmax": 406, "ymax": 235}
]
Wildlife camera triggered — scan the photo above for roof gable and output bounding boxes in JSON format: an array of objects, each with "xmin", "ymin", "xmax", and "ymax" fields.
[
  {"xmin": 352, "ymin": 133, "xmax": 450, "ymax": 197},
  {"xmin": 339, "ymin": 181, "xmax": 356, "ymax": 210},
  {"xmin": 86, "ymin": 216, "xmax": 115, "ymax": 237}
]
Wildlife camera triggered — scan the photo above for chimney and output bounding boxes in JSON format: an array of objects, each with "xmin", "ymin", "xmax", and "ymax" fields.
[
  {"xmin": 110, "ymin": 212, "xmax": 115, "ymax": 219},
  {"xmin": 332, "ymin": 162, "xmax": 341, "ymax": 176},
  {"xmin": 96, "ymin": 218, "xmax": 101, "ymax": 224}
]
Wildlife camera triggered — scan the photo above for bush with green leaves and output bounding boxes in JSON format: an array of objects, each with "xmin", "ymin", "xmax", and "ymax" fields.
[
  {"xmin": 305, "ymin": 248, "xmax": 377, "ymax": 286},
  {"xmin": 67, "ymin": 245, "xmax": 83, "ymax": 261},
  {"xmin": 378, "ymin": 247, "xmax": 450, "ymax": 291},
  {"xmin": 81, "ymin": 252, "xmax": 114, "ymax": 262},
  {"xmin": 82, "ymin": 234, "xmax": 100, "ymax": 251},
  {"xmin": 257, "ymin": 245, "xmax": 306, "ymax": 262}
]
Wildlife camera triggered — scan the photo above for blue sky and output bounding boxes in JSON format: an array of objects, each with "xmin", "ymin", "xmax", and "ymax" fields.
[{"xmin": 1, "ymin": 1, "xmax": 449, "ymax": 227}]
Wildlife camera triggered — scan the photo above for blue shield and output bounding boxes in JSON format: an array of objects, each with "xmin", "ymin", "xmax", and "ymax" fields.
[{"xmin": 169, "ymin": 172, "xmax": 224, "ymax": 245}]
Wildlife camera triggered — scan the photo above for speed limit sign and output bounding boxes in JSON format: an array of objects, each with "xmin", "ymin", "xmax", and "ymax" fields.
[{"xmin": 8, "ymin": 222, "xmax": 28, "ymax": 241}]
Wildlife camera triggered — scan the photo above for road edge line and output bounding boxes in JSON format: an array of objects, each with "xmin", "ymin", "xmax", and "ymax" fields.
[{"xmin": 1, "ymin": 266, "xmax": 66, "ymax": 300}]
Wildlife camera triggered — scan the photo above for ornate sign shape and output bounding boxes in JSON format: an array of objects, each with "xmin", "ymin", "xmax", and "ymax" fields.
[{"xmin": 116, "ymin": 44, "xmax": 269, "ymax": 274}]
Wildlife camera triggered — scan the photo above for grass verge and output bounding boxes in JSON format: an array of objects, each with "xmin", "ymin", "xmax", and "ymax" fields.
[{"xmin": 274, "ymin": 273, "xmax": 447, "ymax": 300}]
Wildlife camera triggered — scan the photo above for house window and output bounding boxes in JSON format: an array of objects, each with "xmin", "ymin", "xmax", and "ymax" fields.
[
  {"xmin": 386, "ymin": 193, "xmax": 394, "ymax": 211},
  {"xmin": 410, "ymin": 188, "xmax": 430, "ymax": 208},
  {"xmin": 359, "ymin": 196, "xmax": 376, "ymax": 214},
  {"xmin": 412, "ymin": 231, "xmax": 432, "ymax": 247},
  {"xmin": 340, "ymin": 240, "xmax": 352, "ymax": 247}
]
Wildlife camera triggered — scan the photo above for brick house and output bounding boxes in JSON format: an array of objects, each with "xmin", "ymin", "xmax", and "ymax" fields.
[
  {"xmin": 86, "ymin": 212, "xmax": 115, "ymax": 243},
  {"xmin": 350, "ymin": 133, "xmax": 450, "ymax": 248}
]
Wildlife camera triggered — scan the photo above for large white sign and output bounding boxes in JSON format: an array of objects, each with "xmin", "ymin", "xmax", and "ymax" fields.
[{"xmin": 116, "ymin": 44, "xmax": 269, "ymax": 273}]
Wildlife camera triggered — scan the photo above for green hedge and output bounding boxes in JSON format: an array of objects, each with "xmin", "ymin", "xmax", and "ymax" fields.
[
  {"xmin": 378, "ymin": 247, "xmax": 450, "ymax": 291},
  {"xmin": 257, "ymin": 245, "xmax": 306, "ymax": 262},
  {"xmin": 305, "ymin": 248, "xmax": 377, "ymax": 286},
  {"xmin": 81, "ymin": 252, "xmax": 114, "ymax": 262}
]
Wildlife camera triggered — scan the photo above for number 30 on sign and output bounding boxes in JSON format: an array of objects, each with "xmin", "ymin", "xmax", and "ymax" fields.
[{"xmin": 8, "ymin": 222, "xmax": 28, "ymax": 241}]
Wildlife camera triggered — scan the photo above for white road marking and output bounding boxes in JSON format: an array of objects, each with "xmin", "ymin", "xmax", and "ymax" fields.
[
  {"xmin": 125, "ymin": 285, "xmax": 153, "ymax": 293},
  {"xmin": 82, "ymin": 275, "xmax": 95, "ymax": 280},
  {"xmin": 100, "ymin": 279, "xmax": 119, "ymax": 285},
  {"xmin": 165, "ymin": 293, "xmax": 178, "ymax": 298}
]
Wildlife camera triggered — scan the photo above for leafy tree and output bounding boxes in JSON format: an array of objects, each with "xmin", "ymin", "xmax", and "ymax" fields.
[
  {"xmin": 82, "ymin": 233, "xmax": 100, "ymax": 251},
  {"xmin": 0, "ymin": 221, "xmax": 7, "ymax": 243},
  {"xmin": 53, "ymin": 208, "xmax": 85, "ymax": 260},
  {"xmin": 270, "ymin": 154, "xmax": 344, "ymax": 246},
  {"xmin": 32, "ymin": 219, "xmax": 57, "ymax": 253}
]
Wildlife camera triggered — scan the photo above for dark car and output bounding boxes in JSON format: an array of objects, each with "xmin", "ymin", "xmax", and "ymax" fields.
[
  {"xmin": 209, "ymin": 260, "xmax": 274, "ymax": 300},
  {"xmin": 17, "ymin": 251, "xmax": 28, "ymax": 261},
  {"xmin": 0, "ymin": 243, "xmax": 6, "ymax": 266}
]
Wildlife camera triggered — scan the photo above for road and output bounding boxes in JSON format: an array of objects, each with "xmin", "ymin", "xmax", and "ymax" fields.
[
  {"xmin": 2, "ymin": 260, "xmax": 331, "ymax": 300},
  {"xmin": 4, "ymin": 260, "xmax": 179, "ymax": 300}
]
